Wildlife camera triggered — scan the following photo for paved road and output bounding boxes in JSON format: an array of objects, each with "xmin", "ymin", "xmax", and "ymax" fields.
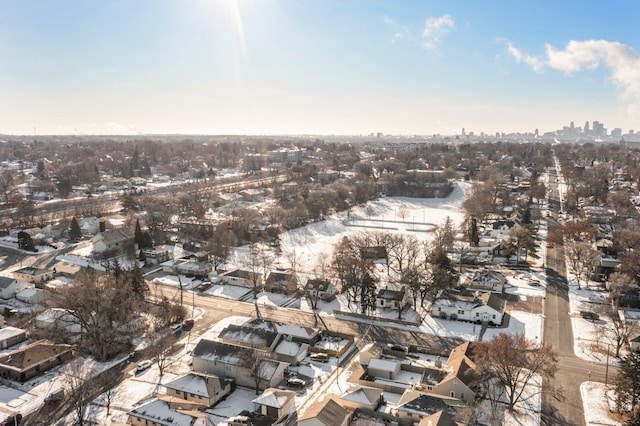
[
  {"xmin": 150, "ymin": 285, "xmax": 463, "ymax": 357},
  {"xmin": 541, "ymin": 168, "xmax": 618, "ymax": 426}
]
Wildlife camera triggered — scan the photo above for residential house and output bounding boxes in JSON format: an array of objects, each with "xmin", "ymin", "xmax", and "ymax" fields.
[
  {"xmin": 264, "ymin": 269, "xmax": 297, "ymax": 295},
  {"xmin": 367, "ymin": 358, "xmax": 401, "ymax": 380},
  {"xmin": 489, "ymin": 220, "xmax": 518, "ymax": 238},
  {"xmin": 297, "ymin": 396, "xmax": 351, "ymax": 426},
  {"xmin": 12, "ymin": 267, "xmax": 54, "ymax": 284},
  {"xmin": 175, "ymin": 259, "xmax": 213, "ymax": 279},
  {"xmin": 220, "ymin": 269, "xmax": 257, "ymax": 289},
  {"xmin": 191, "ymin": 340, "xmax": 288, "ymax": 391},
  {"xmin": 243, "ymin": 319, "xmax": 321, "ymax": 346},
  {"xmin": 490, "ymin": 241, "xmax": 511, "ymax": 259},
  {"xmin": 339, "ymin": 387, "xmax": 383, "ymax": 411},
  {"xmin": 393, "ymin": 390, "xmax": 462, "ymax": 426},
  {"xmin": 219, "ymin": 323, "xmax": 309, "ymax": 365},
  {"xmin": 164, "ymin": 372, "xmax": 233, "ymax": 408},
  {"xmin": 91, "ymin": 228, "xmax": 134, "ymax": 256},
  {"xmin": 465, "ymin": 269, "xmax": 507, "ymax": 294},
  {"xmin": 0, "ymin": 339, "xmax": 73, "ymax": 382},
  {"xmin": 427, "ymin": 342, "xmax": 479, "ymax": 403},
  {"xmin": 142, "ymin": 246, "xmax": 171, "ymax": 266},
  {"xmin": 376, "ymin": 286, "xmax": 408, "ymax": 310},
  {"xmin": 0, "ymin": 326, "xmax": 27, "ymax": 349},
  {"xmin": 127, "ymin": 397, "xmax": 208, "ymax": 426},
  {"xmin": 305, "ymin": 278, "xmax": 337, "ymax": 302},
  {"xmin": 252, "ymin": 388, "xmax": 297, "ymax": 422},
  {"xmin": 419, "ymin": 411, "xmax": 465, "ymax": 426},
  {"xmin": 431, "ymin": 290, "xmax": 505, "ymax": 326},
  {"xmin": 219, "ymin": 324, "xmax": 280, "ymax": 352},
  {"xmin": 0, "ymin": 277, "xmax": 30, "ymax": 300}
]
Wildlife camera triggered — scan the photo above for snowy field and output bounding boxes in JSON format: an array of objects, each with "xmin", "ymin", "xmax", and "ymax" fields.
[{"xmin": 228, "ymin": 182, "xmax": 470, "ymax": 276}]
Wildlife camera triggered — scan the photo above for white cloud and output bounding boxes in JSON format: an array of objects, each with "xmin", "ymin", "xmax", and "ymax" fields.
[
  {"xmin": 505, "ymin": 39, "xmax": 640, "ymax": 119},
  {"xmin": 382, "ymin": 16, "xmax": 412, "ymax": 43},
  {"xmin": 422, "ymin": 15, "xmax": 455, "ymax": 49},
  {"xmin": 506, "ymin": 42, "xmax": 545, "ymax": 73}
]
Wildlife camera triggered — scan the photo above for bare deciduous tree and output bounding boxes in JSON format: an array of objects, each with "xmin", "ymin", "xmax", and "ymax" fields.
[
  {"xmin": 565, "ymin": 241, "xmax": 597, "ymax": 289},
  {"xmin": 474, "ymin": 333, "xmax": 558, "ymax": 413}
]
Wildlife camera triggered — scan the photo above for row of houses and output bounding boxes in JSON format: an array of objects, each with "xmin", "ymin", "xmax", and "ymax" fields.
[{"xmin": 127, "ymin": 319, "xmax": 328, "ymax": 425}]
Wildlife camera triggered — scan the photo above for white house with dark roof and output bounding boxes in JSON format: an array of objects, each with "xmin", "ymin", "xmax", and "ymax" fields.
[
  {"xmin": 305, "ymin": 278, "xmax": 336, "ymax": 302},
  {"xmin": 490, "ymin": 220, "xmax": 518, "ymax": 238},
  {"xmin": 431, "ymin": 290, "xmax": 505, "ymax": 326},
  {"xmin": 163, "ymin": 372, "xmax": 233, "ymax": 408},
  {"xmin": 376, "ymin": 286, "xmax": 408, "ymax": 310}
]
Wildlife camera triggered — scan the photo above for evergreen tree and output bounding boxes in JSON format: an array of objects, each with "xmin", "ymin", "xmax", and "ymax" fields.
[
  {"xmin": 69, "ymin": 217, "xmax": 82, "ymax": 242},
  {"xmin": 469, "ymin": 217, "xmax": 479, "ymax": 246},
  {"xmin": 616, "ymin": 350, "xmax": 640, "ymax": 420},
  {"xmin": 134, "ymin": 219, "xmax": 143, "ymax": 247}
]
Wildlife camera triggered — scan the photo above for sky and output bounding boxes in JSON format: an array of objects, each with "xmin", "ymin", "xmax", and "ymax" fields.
[{"xmin": 1, "ymin": 0, "xmax": 639, "ymax": 136}]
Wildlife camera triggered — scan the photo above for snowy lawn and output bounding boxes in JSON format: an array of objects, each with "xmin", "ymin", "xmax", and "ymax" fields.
[
  {"xmin": 567, "ymin": 275, "xmax": 638, "ymax": 365},
  {"xmin": 581, "ymin": 382, "xmax": 622, "ymax": 426}
]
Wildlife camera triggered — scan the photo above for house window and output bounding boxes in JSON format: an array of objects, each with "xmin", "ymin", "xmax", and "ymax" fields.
[
  {"xmin": 461, "ymin": 392, "xmax": 465, "ymax": 399},
  {"xmin": 492, "ymin": 314, "xmax": 496, "ymax": 319},
  {"xmin": 450, "ymin": 391, "xmax": 455, "ymax": 398},
  {"xmin": 458, "ymin": 309, "xmax": 464, "ymax": 315},
  {"xmin": 475, "ymin": 312, "xmax": 479, "ymax": 317}
]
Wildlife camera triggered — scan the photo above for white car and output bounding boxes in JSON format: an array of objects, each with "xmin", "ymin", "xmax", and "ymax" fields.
[{"xmin": 136, "ymin": 360, "xmax": 152, "ymax": 372}]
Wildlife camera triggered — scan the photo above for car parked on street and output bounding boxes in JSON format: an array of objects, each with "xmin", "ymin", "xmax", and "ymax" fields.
[{"xmin": 181, "ymin": 318, "xmax": 195, "ymax": 330}]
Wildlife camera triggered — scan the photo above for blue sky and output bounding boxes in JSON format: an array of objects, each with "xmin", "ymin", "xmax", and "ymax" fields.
[{"xmin": 1, "ymin": 0, "xmax": 639, "ymax": 136}]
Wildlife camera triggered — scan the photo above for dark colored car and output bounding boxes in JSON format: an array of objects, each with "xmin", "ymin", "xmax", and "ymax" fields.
[
  {"xmin": 580, "ymin": 311, "xmax": 599, "ymax": 320},
  {"xmin": 182, "ymin": 318, "xmax": 195, "ymax": 330},
  {"xmin": 287, "ymin": 378, "xmax": 306, "ymax": 388}
]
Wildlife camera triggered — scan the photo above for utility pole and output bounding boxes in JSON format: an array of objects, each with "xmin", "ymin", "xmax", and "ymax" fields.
[{"xmin": 605, "ymin": 344, "xmax": 610, "ymax": 387}]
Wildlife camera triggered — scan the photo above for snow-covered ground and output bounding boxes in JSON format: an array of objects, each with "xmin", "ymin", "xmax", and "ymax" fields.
[
  {"xmin": 228, "ymin": 182, "xmax": 470, "ymax": 276},
  {"xmin": 581, "ymin": 382, "xmax": 621, "ymax": 426},
  {"xmin": 566, "ymin": 272, "xmax": 638, "ymax": 366}
]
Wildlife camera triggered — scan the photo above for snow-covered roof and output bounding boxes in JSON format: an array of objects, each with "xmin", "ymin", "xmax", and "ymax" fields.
[
  {"xmin": 128, "ymin": 398, "xmax": 195, "ymax": 426},
  {"xmin": 251, "ymin": 388, "xmax": 295, "ymax": 408},
  {"xmin": 368, "ymin": 358, "xmax": 400, "ymax": 373},
  {"xmin": 164, "ymin": 373, "xmax": 230, "ymax": 398},
  {"xmin": 274, "ymin": 340, "xmax": 304, "ymax": 357},
  {"xmin": 0, "ymin": 326, "xmax": 26, "ymax": 342}
]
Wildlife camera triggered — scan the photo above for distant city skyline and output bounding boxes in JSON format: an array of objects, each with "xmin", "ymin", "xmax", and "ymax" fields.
[{"xmin": 1, "ymin": 0, "xmax": 639, "ymax": 136}]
